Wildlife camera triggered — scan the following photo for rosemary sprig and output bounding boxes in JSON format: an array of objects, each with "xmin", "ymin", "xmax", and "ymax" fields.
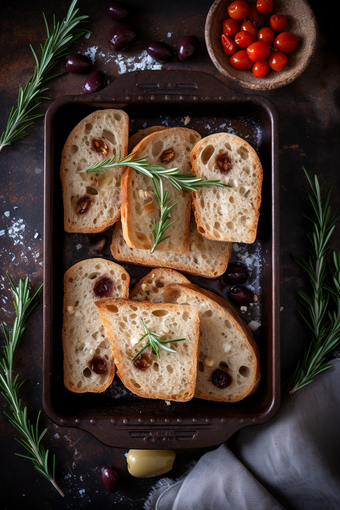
[
  {"xmin": 151, "ymin": 178, "xmax": 180, "ymax": 253},
  {"xmin": 288, "ymin": 167, "xmax": 340, "ymax": 394},
  {"xmin": 0, "ymin": 0, "xmax": 88, "ymax": 152},
  {"xmin": 80, "ymin": 151, "xmax": 229, "ymax": 250},
  {"xmin": 131, "ymin": 319, "xmax": 186, "ymax": 362},
  {"xmin": 0, "ymin": 274, "xmax": 64, "ymax": 496},
  {"xmin": 80, "ymin": 152, "xmax": 229, "ymax": 192}
]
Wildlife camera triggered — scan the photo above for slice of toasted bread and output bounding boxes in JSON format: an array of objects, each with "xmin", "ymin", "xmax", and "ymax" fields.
[
  {"xmin": 131, "ymin": 276, "xmax": 260, "ymax": 402},
  {"xmin": 62, "ymin": 258, "xmax": 130, "ymax": 393},
  {"xmin": 95, "ymin": 299, "xmax": 200, "ymax": 402},
  {"xmin": 191, "ymin": 133, "xmax": 263, "ymax": 243},
  {"xmin": 60, "ymin": 109, "xmax": 129, "ymax": 233},
  {"xmin": 110, "ymin": 216, "xmax": 232, "ymax": 278},
  {"xmin": 128, "ymin": 126, "xmax": 168, "ymax": 153},
  {"xmin": 129, "ymin": 268, "xmax": 190, "ymax": 301},
  {"xmin": 121, "ymin": 127, "xmax": 201, "ymax": 253}
]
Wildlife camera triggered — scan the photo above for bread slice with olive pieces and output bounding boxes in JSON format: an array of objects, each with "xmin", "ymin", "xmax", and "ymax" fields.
[
  {"xmin": 130, "ymin": 278, "xmax": 260, "ymax": 402},
  {"xmin": 60, "ymin": 109, "xmax": 129, "ymax": 233},
  {"xmin": 95, "ymin": 299, "xmax": 200, "ymax": 402},
  {"xmin": 110, "ymin": 216, "xmax": 232, "ymax": 278},
  {"xmin": 128, "ymin": 126, "xmax": 168, "ymax": 153},
  {"xmin": 191, "ymin": 133, "xmax": 263, "ymax": 243},
  {"xmin": 62, "ymin": 258, "xmax": 130, "ymax": 393},
  {"xmin": 121, "ymin": 127, "xmax": 201, "ymax": 254}
]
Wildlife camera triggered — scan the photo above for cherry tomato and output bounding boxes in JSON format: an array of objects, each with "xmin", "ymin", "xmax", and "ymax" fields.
[
  {"xmin": 273, "ymin": 32, "xmax": 300, "ymax": 53},
  {"xmin": 221, "ymin": 34, "xmax": 237, "ymax": 55},
  {"xmin": 269, "ymin": 14, "xmax": 287, "ymax": 33},
  {"xmin": 240, "ymin": 20, "xmax": 258, "ymax": 41},
  {"xmin": 230, "ymin": 49, "xmax": 253, "ymax": 70},
  {"xmin": 268, "ymin": 49, "xmax": 287, "ymax": 71},
  {"xmin": 222, "ymin": 18, "xmax": 239, "ymax": 38},
  {"xmin": 252, "ymin": 60, "xmax": 269, "ymax": 77},
  {"xmin": 257, "ymin": 27, "xmax": 275, "ymax": 45},
  {"xmin": 248, "ymin": 4, "xmax": 260, "ymax": 21},
  {"xmin": 235, "ymin": 30, "xmax": 254, "ymax": 48},
  {"xmin": 256, "ymin": 0, "xmax": 274, "ymax": 15},
  {"xmin": 246, "ymin": 41, "xmax": 270, "ymax": 62},
  {"xmin": 228, "ymin": 1, "xmax": 250, "ymax": 20}
]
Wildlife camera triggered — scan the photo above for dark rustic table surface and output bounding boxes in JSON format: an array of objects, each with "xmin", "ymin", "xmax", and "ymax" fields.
[{"xmin": 0, "ymin": 1, "xmax": 339, "ymax": 509}]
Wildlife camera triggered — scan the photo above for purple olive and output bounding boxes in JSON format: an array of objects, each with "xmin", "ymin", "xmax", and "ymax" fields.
[
  {"xmin": 211, "ymin": 369, "xmax": 232, "ymax": 389},
  {"xmin": 107, "ymin": 1, "xmax": 130, "ymax": 22},
  {"xmin": 147, "ymin": 41, "xmax": 173, "ymax": 63},
  {"xmin": 66, "ymin": 54, "xmax": 91, "ymax": 74},
  {"xmin": 224, "ymin": 263, "xmax": 248, "ymax": 284},
  {"xmin": 83, "ymin": 71, "xmax": 106, "ymax": 94},
  {"xmin": 253, "ymin": 15, "xmax": 268, "ymax": 29},
  {"xmin": 177, "ymin": 35, "xmax": 199, "ymax": 62},
  {"xmin": 108, "ymin": 22, "xmax": 137, "ymax": 51},
  {"xmin": 227, "ymin": 286, "xmax": 253, "ymax": 307},
  {"xmin": 102, "ymin": 466, "xmax": 119, "ymax": 492}
]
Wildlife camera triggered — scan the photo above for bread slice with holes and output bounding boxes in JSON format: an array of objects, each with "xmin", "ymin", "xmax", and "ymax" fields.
[
  {"xmin": 111, "ymin": 215, "xmax": 232, "ymax": 278},
  {"xmin": 128, "ymin": 126, "xmax": 168, "ymax": 153},
  {"xmin": 95, "ymin": 299, "xmax": 200, "ymax": 402},
  {"xmin": 130, "ymin": 279, "xmax": 260, "ymax": 402},
  {"xmin": 62, "ymin": 258, "xmax": 130, "ymax": 393},
  {"xmin": 129, "ymin": 268, "xmax": 190, "ymax": 301},
  {"xmin": 191, "ymin": 133, "xmax": 263, "ymax": 243},
  {"xmin": 60, "ymin": 109, "xmax": 129, "ymax": 233},
  {"xmin": 121, "ymin": 127, "xmax": 201, "ymax": 254}
]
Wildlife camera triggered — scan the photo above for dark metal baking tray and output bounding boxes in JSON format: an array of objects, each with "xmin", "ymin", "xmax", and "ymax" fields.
[{"xmin": 43, "ymin": 70, "xmax": 280, "ymax": 449}]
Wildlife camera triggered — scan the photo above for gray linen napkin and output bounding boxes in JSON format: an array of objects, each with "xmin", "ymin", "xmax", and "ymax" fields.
[{"xmin": 145, "ymin": 358, "xmax": 340, "ymax": 510}]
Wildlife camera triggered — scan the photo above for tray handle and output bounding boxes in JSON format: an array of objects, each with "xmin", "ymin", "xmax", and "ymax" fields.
[{"xmin": 96, "ymin": 69, "xmax": 244, "ymax": 104}]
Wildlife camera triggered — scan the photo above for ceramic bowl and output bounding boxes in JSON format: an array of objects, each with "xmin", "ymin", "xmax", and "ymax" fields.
[{"xmin": 205, "ymin": 0, "xmax": 318, "ymax": 90}]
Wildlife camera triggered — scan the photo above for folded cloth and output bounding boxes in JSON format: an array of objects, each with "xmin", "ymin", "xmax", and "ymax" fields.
[{"xmin": 145, "ymin": 358, "xmax": 340, "ymax": 510}]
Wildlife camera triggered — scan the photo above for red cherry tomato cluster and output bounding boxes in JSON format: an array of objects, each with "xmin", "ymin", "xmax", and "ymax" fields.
[{"xmin": 221, "ymin": 0, "xmax": 300, "ymax": 78}]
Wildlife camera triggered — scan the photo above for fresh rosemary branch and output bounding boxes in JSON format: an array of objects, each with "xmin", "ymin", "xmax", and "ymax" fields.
[
  {"xmin": 151, "ymin": 178, "xmax": 180, "ymax": 253},
  {"xmin": 80, "ymin": 152, "xmax": 229, "ymax": 192},
  {"xmin": 0, "ymin": 274, "xmax": 64, "ymax": 496},
  {"xmin": 131, "ymin": 319, "xmax": 186, "ymax": 362},
  {"xmin": 81, "ymin": 151, "xmax": 229, "ymax": 250},
  {"xmin": 0, "ymin": 0, "xmax": 88, "ymax": 152},
  {"xmin": 288, "ymin": 167, "xmax": 340, "ymax": 394}
]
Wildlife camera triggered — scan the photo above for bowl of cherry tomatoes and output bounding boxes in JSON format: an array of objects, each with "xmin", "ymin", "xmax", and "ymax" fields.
[{"xmin": 205, "ymin": 0, "xmax": 318, "ymax": 90}]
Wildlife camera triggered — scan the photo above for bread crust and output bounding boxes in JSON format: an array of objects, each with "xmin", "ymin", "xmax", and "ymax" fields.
[
  {"xmin": 191, "ymin": 133, "xmax": 263, "ymax": 243},
  {"xmin": 95, "ymin": 298, "xmax": 200, "ymax": 402},
  {"xmin": 121, "ymin": 127, "xmax": 201, "ymax": 254},
  {"xmin": 60, "ymin": 109, "xmax": 129, "ymax": 233},
  {"xmin": 62, "ymin": 258, "xmax": 130, "ymax": 393}
]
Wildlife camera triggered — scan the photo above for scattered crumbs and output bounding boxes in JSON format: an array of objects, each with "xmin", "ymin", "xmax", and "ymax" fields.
[
  {"xmin": 83, "ymin": 46, "xmax": 98, "ymax": 64},
  {"xmin": 23, "ymin": 494, "xmax": 25, "ymax": 497},
  {"xmin": 248, "ymin": 320, "xmax": 261, "ymax": 331},
  {"xmin": 64, "ymin": 435, "xmax": 72, "ymax": 442},
  {"xmin": 253, "ymin": 294, "xmax": 258, "ymax": 302},
  {"xmin": 184, "ymin": 116, "xmax": 191, "ymax": 126},
  {"xmin": 101, "ymin": 53, "xmax": 106, "ymax": 57},
  {"xmin": 4, "ymin": 211, "xmax": 10, "ymax": 217},
  {"xmin": 165, "ymin": 400, "xmax": 171, "ymax": 405},
  {"xmin": 80, "ymin": 475, "xmax": 83, "ymax": 482},
  {"xmin": 64, "ymin": 474, "xmax": 72, "ymax": 480},
  {"xmin": 240, "ymin": 306, "xmax": 247, "ymax": 312},
  {"xmin": 142, "ymin": 122, "xmax": 148, "ymax": 128},
  {"xmin": 280, "ymin": 307, "xmax": 284, "ymax": 312},
  {"xmin": 35, "ymin": 167, "xmax": 42, "ymax": 174},
  {"xmin": 0, "ymin": 230, "xmax": 5, "ymax": 236},
  {"xmin": 34, "ymin": 232, "xmax": 39, "ymax": 238},
  {"xmin": 167, "ymin": 32, "xmax": 172, "ymax": 38},
  {"xmin": 219, "ymin": 123, "xmax": 226, "ymax": 129},
  {"xmin": 72, "ymin": 462, "xmax": 76, "ymax": 469},
  {"xmin": 124, "ymin": 452, "xmax": 128, "ymax": 457},
  {"xmin": 205, "ymin": 123, "xmax": 211, "ymax": 130},
  {"xmin": 76, "ymin": 244, "xmax": 82, "ymax": 250},
  {"xmin": 85, "ymin": 32, "xmax": 91, "ymax": 39},
  {"xmin": 53, "ymin": 433, "xmax": 60, "ymax": 439}
]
